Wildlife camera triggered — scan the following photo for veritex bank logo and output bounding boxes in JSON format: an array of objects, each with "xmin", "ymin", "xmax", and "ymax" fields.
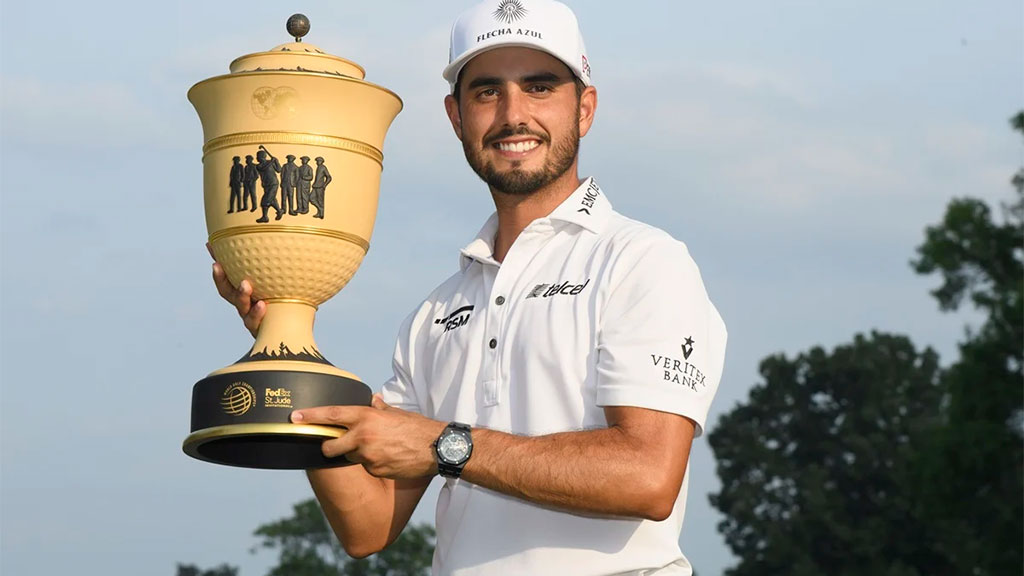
[
  {"xmin": 527, "ymin": 279, "xmax": 591, "ymax": 299},
  {"xmin": 435, "ymin": 305, "xmax": 475, "ymax": 333}
]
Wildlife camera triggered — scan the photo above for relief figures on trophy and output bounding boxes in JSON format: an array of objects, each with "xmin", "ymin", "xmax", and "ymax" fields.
[{"xmin": 227, "ymin": 145, "xmax": 332, "ymax": 222}]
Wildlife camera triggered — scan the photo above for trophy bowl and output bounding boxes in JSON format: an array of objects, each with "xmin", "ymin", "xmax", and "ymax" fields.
[{"xmin": 182, "ymin": 15, "xmax": 402, "ymax": 469}]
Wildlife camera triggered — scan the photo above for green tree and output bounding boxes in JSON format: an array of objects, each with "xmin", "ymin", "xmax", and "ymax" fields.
[
  {"xmin": 909, "ymin": 111, "xmax": 1023, "ymax": 575},
  {"xmin": 708, "ymin": 112, "xmax": 1024, "ymax": 576},
  {"xmin": 708, "ymin": 332, "xmax": 946, "ymax": 576},
  {"xmin": 253, "ymin": 498, "xmax": 435, "ymax": 576},
  {"xmin": 176, "ymin": 564, "xmax": 239, "ymax": 576}
]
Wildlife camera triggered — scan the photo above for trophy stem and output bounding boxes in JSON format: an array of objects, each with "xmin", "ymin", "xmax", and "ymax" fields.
[{"xmin": 243, "ymin": 301, "xmax": 329, "ymax": 364}]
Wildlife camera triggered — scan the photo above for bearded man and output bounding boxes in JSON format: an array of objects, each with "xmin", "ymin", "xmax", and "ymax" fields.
[{"xmin": 213, "ymin": 2, "xmax": 726, "ymax": 574}]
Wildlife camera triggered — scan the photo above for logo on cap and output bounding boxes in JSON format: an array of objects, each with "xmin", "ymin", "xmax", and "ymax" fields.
[
  {"xmin": 581, "ymin": 54, "xmax": 591, "ymax": 78},
  {"xmin": 493, "ymin": 0, "xmax": 529, "ymax": 24}
]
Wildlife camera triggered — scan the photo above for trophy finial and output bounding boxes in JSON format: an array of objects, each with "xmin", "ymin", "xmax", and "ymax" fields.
[{"xmin": 286, "ymin": 14, "xmax": 310, "ymax": 42}]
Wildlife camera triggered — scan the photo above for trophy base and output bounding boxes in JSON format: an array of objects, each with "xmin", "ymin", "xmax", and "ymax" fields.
[{"xmin": 183, "ymin": 368, "xmax": 372, "ymax": 469}]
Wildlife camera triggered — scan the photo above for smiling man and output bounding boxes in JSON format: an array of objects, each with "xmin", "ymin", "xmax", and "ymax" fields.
[{"xmin": 214, "ymin": 1, "xmax": 726, "ymax": 574}]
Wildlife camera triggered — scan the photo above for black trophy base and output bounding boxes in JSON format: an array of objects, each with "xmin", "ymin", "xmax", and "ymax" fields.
[{"xmin": 183, "ymin": 369, "xmax": 372, "ymax": 469}]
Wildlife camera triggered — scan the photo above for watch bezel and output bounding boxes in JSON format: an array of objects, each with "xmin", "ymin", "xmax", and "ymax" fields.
[{"xmin": 437, "ymin": 428, "xmax": 473, "ymax": 465}]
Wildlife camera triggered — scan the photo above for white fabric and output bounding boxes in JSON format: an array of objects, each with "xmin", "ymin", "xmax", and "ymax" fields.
[
  {"xmin": 443, "ymin": 0, "xmax": 592, "ymax": 91},
  {"xmin": 381, "ymin": 178, "xmax": 727, "ymax": 576}
]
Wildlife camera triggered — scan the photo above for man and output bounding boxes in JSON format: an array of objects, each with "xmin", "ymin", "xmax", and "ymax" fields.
[
  {"xmin": 227, "ymin": 156, "xmax": 243, "ymax": 213},
  {"xmin": 242, "ymin": 154, "xmax": 258, "ymax": 212},
  {"xmin": 310, "ymin": 156, "xmax": 331, "ymax": 219},
  {"xmin": 282, "ymin": 154, "xmax": 299, "ymax": 216},
  {"xmin": 254, "ymin": 146, "xmax": 283, "ymax": 223},
  {"xmin": 297, "ymin": 156, "xmax": 313, "ymax": 214},
  {"xmin": 212, "ymin": 1, "xmax": 726, "ymax": 574}
]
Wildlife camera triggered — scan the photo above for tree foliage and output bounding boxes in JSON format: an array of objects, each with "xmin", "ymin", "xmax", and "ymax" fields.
[
  {"xmin": 176, "ymin": 564, "xmax": 239, "ymax": 576},
  {"xmin": 709, "ymin": 333, "xmax": 946, "ymax": 576},
  {"xmin": 908, "ymin": 111, "xmax": 1024, "ymax": 575},
  {"xmin": 253, "ymin": 498, "xmax": 435, "ymax": 576},
  {"xmin": 710, "ymin": 112, "xmax": 1023, "ymax": 575}
]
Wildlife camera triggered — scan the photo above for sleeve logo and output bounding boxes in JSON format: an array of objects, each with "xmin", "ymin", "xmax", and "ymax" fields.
[{"xmin": 651, "ymin": 337, "xmax": 706, "ymax": 392}]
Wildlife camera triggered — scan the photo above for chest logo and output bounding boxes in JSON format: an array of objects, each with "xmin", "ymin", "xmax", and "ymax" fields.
[
  {"xmin": 435, "ymin": 305, "xmax": 475, "ymax": 333},
  {"xmin": 526, "ymin": 279, "xmax": 591, "ymax": 299}
]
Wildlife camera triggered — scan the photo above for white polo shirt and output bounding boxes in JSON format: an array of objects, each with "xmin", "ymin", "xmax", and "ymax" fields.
[{"xmin": 381, "ymin": 177, "xmax": 727, "ymax": 576}]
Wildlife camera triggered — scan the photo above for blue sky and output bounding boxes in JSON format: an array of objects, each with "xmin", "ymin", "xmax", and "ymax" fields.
[{"xmin": 1, "ymin": 1, "xmax": 1021, "ymax": 575}]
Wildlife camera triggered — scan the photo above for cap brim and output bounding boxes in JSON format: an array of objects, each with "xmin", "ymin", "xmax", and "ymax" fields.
[{"xmin": 443, "ymin": 41, "xmax": 586, "ymax": 92}]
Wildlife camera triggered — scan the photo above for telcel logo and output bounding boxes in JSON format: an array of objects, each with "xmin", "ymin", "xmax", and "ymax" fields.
[{"xmin": 527, "ymin": 279, "xmax": 591, "ymax": 299}]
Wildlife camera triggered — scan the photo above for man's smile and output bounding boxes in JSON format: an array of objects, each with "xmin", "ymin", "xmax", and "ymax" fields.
[{"xmin": 494, "ymin": 138, "xmax": 542, "ymax": 156}]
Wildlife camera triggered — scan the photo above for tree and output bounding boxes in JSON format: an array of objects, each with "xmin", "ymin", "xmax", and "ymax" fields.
[
  {"xmin": 708, "ymin": 332, "xmax": 946, "ymax": 576},
  {"xmin": 909, "ymin": 111, "xmax": 1023, "ymax": 575},
  {"xmin": 708, "ymin": 112, "xmax": 1024, "ymax": 576},
  {"xmin": 253, "ymin": 498, "xmax": 435, "ymax": 576},
  {"xmin": 176, "ymin": 564, "xmax": 239, "ymax": 576}
]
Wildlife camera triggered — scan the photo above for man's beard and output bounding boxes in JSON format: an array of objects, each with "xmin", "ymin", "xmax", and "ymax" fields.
[{"xmin": 463, "ymin": 114, "xmax": 580, "ymax": 197}]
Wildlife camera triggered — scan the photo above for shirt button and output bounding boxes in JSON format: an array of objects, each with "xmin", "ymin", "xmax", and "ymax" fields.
[
  {"xmin": 495, "ymin": 296, "xmax": 506, "ymax": 306},
  {"xmin": 488, "ymin": 338, "xmax": 497, "ymax": 349}
]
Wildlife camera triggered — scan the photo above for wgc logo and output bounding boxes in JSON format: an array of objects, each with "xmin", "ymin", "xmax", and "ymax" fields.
[{"xmin": 221, "ymin": 382, "xmax": 255, "ymax": 416}]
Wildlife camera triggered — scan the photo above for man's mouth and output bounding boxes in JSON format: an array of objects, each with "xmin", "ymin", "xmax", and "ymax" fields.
[{"xmin": 495, "ymin": 140, "xmax": 540, "ymax": 153}]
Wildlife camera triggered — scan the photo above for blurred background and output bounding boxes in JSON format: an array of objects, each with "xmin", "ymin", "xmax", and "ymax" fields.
[{"xmin": 1, "ymin": 1, "xmax": 1020, "ymax": 575}]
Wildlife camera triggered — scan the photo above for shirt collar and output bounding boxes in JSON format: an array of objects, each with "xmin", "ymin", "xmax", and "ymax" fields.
[
  {"xmin": 459, "ymin": 212, "xmax": 501, "ymax": 270},
  {"xmin": 458, "ymin": 177, "xmax": 612, "ymax": 270},
  {"xmin": 547, "ymin": 177, "xmax": 612, "ymax": 233}
]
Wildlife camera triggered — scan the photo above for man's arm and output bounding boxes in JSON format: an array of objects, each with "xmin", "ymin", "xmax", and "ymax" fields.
[
  {"xmin": 294, "ymin": 398, "xmax": 695, "ymax": 522},
  {"xmin": 209, "ymin": 258, "xmax": 430, "ymax": 557},
  {"xmin": 464, "ymin": 405, "xmax": 693, "ymax": 521},
  {"xmin": 306, "ymin": 467, "xmax": 431, "ymax": 558}
]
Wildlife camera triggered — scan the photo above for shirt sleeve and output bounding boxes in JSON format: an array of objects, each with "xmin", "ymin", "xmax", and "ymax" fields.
[
  {"xmin": 380, "ymin": 308, "xmax": 424, "ymax": 415},
  {"xmin": 595, "ymin": 233, "xmax": 727, "ymax": 436}
]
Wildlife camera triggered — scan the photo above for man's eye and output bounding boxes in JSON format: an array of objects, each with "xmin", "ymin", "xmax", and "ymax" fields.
[
  {"xmin": 528, "ymin": 85, "xmax": 552, "ymax": 93},
  {"xmin": 478, "ymin": 88, "xmax": 499, "ymax": 98}
]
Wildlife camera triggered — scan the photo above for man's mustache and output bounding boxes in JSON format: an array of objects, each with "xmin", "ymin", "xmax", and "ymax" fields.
[{"xmin": 483, "ymin": 126, "xmax": 550, "ymax": 147}]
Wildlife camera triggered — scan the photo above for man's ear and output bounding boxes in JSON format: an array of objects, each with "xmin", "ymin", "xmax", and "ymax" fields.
[
  {"xmin": 444, "ymin": 94, "xmax": 464, "ymax": 141},
  {"xmin": 578, "ymin": 86, "xmax": 598, "ymax": 139}
]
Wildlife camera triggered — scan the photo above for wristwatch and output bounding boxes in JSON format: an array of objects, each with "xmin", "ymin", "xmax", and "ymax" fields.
[{"xmin": 434, "ymin": 422, "xmax": 473, "ymax": 478}]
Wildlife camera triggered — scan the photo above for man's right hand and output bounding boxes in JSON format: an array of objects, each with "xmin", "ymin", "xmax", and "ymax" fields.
[{"xmin": 209, "ymin": 243, "xmax": 265, "ymax": 338}]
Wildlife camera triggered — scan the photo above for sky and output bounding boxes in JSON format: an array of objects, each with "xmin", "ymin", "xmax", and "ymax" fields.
[{"xmin": 1, "ymin": 1, "xmax": 1021, "ymax": 575}]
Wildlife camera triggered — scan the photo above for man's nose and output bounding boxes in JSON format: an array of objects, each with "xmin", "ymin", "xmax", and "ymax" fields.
[{"xmin": 496, "ymin": 85, "xmax": 530, "ymax": 127}]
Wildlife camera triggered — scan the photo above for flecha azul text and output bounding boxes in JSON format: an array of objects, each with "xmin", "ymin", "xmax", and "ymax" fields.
[{"xmin": 477, "ymin": 28, "xmax": 543, "ymax": 43}]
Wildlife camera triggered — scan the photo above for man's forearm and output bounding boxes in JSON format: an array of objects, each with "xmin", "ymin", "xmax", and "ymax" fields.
[
  {"xmin": 307, "ymin": 466, "xmax": 429, "ymax": 558},
  {"xmin": 461, "ymin": 410, "xmax": 692, "ymax": 521}
]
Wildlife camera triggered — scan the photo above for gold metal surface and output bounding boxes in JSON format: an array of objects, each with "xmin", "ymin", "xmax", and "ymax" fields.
[
  {"xmin": 229, "ymin": 49, "xmax": 367, "ymax": 77},
  {"xmin": 183, "ymin": 422, "xmax": 344, "ymax": 450},
  {"xmin": 208, "ymin": 225, "xmax": 370, "ymax": 253},
  {"xmin": 203, "ymin": 131, "xmax": 384, "ymax": 166},
  {"xmin": 188, "ymin": 70, "xmax": 403, "ymax": 114},
  {"xmin": 262, "ymin": 297, "xmax": 319, "ymax": 308}
]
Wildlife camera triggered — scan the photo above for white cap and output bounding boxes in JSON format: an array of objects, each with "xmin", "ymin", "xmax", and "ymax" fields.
[{"xmin": 443, "ymin": 0, "xmax": 591, "ymax": 92}]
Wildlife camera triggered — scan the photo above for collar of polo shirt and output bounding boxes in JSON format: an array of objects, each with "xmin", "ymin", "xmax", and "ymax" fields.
[{"xmin": 460, "ymin": 177, "xmax": 611, "ymax": 269}]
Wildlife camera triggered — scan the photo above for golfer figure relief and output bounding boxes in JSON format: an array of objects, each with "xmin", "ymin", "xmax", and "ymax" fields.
[{"xmin": 230, "ymin": 146, "xmax": 333, "ymax": 222}]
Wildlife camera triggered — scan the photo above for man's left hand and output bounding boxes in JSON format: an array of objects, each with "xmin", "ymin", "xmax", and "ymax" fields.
[{"xmin": 291, "ymin": 396, "xmax": 446, "ymax": 479}]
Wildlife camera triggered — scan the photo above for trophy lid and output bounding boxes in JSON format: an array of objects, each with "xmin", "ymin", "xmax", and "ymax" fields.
[{"xmin": 228, "ymin": 14, "xmax": 367, "ymax": 79}]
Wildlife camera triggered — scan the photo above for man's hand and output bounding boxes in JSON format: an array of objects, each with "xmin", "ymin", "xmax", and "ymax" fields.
[
  {"xmin": 208, "ymin": 242, "xmax": 265, "ymax": 338},
  {"xmin": 292, "ymin": 395, "xmax": 446, "ymax": 479}
]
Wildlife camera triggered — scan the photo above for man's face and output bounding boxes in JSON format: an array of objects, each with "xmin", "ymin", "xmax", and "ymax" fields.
[
  {"xmin": 257, "ymin": 151, "xmax": 267, "ymax": 162},
  {"xmin": 445, "ymin": 47, "xmax": 596, "ymax": 196}
]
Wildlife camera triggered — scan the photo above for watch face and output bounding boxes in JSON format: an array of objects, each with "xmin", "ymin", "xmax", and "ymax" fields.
[{"xmin": 438, "ymin": 431, "xmax": 471, "ymax": 464}]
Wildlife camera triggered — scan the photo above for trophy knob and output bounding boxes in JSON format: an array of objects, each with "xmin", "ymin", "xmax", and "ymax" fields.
[{"xmin": 286, "ymin": 14, "xmax": 311, "ymax": 42}]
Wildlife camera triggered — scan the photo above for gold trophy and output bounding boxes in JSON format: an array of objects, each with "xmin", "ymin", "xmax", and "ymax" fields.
[{"xmin": 183, "ymin": 14, "xmax": 402, "ymax": 469}]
